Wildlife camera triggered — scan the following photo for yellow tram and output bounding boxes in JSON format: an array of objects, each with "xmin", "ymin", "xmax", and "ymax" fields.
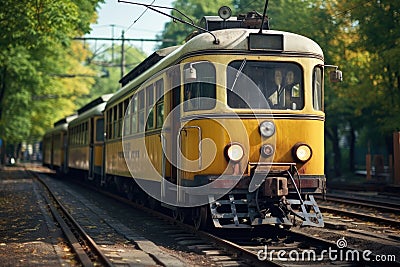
[
  {"xmin": 43, "ymin": 114, "xmax": 77, "ymax": 173},
  {"xmin": 67, "ymin": 94, "xmax": 113, "ymax": 180},
  {"xmin": 43, "ymin": 7, "xmax": 342, "ymax": 229},
  {"xmin": 101, "ymin": 8, "xmax": 342, "ymax": 228}
]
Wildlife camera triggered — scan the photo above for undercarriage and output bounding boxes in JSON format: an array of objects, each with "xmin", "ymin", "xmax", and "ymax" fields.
[{"xmin": 207, "ymin": 164, "xmax": 325, "ymax": 228}]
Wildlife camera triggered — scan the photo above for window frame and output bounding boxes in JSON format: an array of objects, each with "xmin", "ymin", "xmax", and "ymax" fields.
[
  {"xmin": 312, "ymin": 66, "xmax": 323, "ymax": 111},
  {"xmin": 183, "ymin": 61, "xmax": 217, "ymax": 112}
]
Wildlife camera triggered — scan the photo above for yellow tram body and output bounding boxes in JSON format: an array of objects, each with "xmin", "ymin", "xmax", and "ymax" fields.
[
  {"xmin": 45, "ymin": 9, "xmax": 343, "ymax": 228},
  {"xmin": 43, "ymin": 115, "xmax": 77, "ymax": 173},
  {"xmin": 177, "ymin": 54, "xmax": 325, "ymax": 180}
]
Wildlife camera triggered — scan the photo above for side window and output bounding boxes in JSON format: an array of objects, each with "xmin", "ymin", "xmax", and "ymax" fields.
[
  {"xmin": 69, "ymin": 127, "xmax": 73, "ymax": 145},
  {"xmin": 118, "ymin": 102, "xmax": 123, "ymax": 137},
  {"xmin": 131, "ymin": 95, "xmax": 138, "ymax": 134},
  {"xmin": 123, "ymin": 98, "xmax": 130, "ymax": 136},
  {"xmin": 155, "ymin": 79, "xmax": 164, "ymax": 129},
  {"xmin": 106, "ymin": 109, "xmax": 112, "ymax": 140},
  {"xmin": 138, "ymin": 90, "xmax": 145, "ymax": 132},
  {"xmin": 113, "ymin": 106, "xmax": 118, "ymax": 138},
  {"xmin": 313, "ymin": 66, "xmax": 323, "ymax": 111},
  {"xmin": 78, "ymin": 124, "xmax": 83, "ymax": 144},
  {"xmin": 96, "ymin": 118, "xmax": 104, "ymax": 142},
  {"xmin": 183, "ymin": 62, "xmax": 216, "ymax": 111},
  {"xmin": 146, "ymin": 85, "xmax": 155, "ymax": 130},
  {"xmin": 83, "ymin": 123, "xmax": 86, "ymax": 144}
]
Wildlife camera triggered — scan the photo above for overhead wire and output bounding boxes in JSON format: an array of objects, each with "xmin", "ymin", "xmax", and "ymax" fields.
[{"xmin": 125, "ymin": 0, "xmax": 156, "ymax": 34}]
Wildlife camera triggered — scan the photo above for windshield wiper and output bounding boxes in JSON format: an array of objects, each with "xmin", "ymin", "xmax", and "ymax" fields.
[{"xmin": 230, "ymin": 58, "xmax": 247, "ymax": 91}]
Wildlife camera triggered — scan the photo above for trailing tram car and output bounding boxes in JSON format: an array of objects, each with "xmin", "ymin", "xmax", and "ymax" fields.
[
  {"xmin": 100, "ymin": 7, "xmax": 342, "ymax": 229},
  {"xmin": 43, "ymin": 114, "xmax": 77, "ymax": 173},
  {"xmin": 67, "ymin": 94, "xmax": 113, "ymax": 180}
]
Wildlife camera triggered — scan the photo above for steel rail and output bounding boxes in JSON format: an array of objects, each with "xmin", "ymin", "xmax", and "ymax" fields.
[
  {"xmin": 29, "ymin": 170, "xmax": 114, "ymax": 267},
  {"xmin": 316, "ymin": 194, "xmax": 400, "ymax": 213},
  {"xmin": 318, "ymin": 204, "xmax": 400, "ymax": 228},
  {"xmin": 67, "ymin": 176, "xmax": 284, "ymax": 267}
]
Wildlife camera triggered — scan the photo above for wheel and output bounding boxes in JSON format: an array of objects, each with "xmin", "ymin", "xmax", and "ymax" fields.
[
  {"xmin": 147, "ymin": 196, "xmax": 160, "ymax": 210},
  {"xmin": 172, "ymin": 208, "xmax": 185, "ymax": 223},
  {"xmin": 192, "ymin": 206, "xmax": 208, "ymax": 230}
]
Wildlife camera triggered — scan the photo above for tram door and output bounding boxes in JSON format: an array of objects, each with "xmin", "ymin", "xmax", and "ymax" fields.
[
  {"xmin": 165, "ymin": 66, "xmax": 181, "ymax": 185},
  {"xmin": 89, "ymin": 118, "xmax": 94, "ymax": 179}
]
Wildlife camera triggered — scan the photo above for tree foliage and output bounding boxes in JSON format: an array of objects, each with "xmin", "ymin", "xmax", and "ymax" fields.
[
  {"xmin": 78, "ymin": 43, "xmax": 147, "ymax": 108},
  {"xmin": 343, "ymin": 1, "xmax": 400, "ymax": 136},
  {"xmin": 0, "ymin": 0, "xmax": 104, "ymax": 145},
  {"xmin": 157, "ymin": 0, "xmax": 234, "ymax": 48}
]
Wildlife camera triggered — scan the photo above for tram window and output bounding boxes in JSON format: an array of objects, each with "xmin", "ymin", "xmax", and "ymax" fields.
[
  {"xmin": 96, "ymin": 118, "xmax": 104, "ymax": 142},
  {"xmin": 83, "ymin": 124, "xmax": 87, "ymax": 144},
  {"xmin": 113, "ymin": 106, "xmax": 118, "ymax": 138},
  {"xmin": 183, "ymin": 62, "xmax": 216, "ymax": 111},
  {"xmin": 313, "ymin": 66, "xmax": 323, "ymax": 111},
  {"xmin": 78, "ymin": 124, "xmax": 82, "ymax": 144},
  {"xmin": 227, "ymin": 61, "xmax": 304, "ymax": 110},
  {"xmin": 81, "ymin": 123, "xmax": 84, "ymax": 144},
  {"xmin": 131, "ymin": 95, "xmax": 138, "ymax": 134},
  {"xmin": 146, "ymin": 85, "xmax": 155, "ymax": 130},
  {"xmin": 69, "ymin": 128, "xmax": 73, "ymax": 145},
  {"xmin": 155, "ymin": 79, "xmax": 164, "ymax": 128},
  {"xmin": 138, "ymin": 90, "xmax": 145, "ymax": 132},
  {"xmin": 106, "ymin": 110, "xmax": 112, "ymax": 139},
  {"xmin": 118, "ymin": 102, "xmax": 123, "ymax": 137},
  {"xmin": 156, "ymin": 102, "xmax": 164, "ymax": 128},
  {"xmin": 81, "ymin": 124, "xmax": 84, "ymax": 144},
  {"xmin": 124, "ymin": 98, "xmax": 131, "ymax": 136},
  {"xmin": 83, "ymin": 123, "xmax": 86, "ymax": 144}
]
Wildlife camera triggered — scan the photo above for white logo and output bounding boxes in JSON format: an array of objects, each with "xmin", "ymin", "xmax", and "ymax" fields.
[
  {"xmin": 336, "ymin": 237, "xmax": 347, "ymax": 249},
  {"xmin": 257, "ymin": 238, "xmax": 396, "ymax": 263}
]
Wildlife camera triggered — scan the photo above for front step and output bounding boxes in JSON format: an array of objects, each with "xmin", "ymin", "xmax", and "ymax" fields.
[
  {"xmin": 208, "ymin": 194, "xmax": 324, "ymax": 228},
  {"xmin": 287, "ymin": 195, "xmax": 324, "ymax": 227}
]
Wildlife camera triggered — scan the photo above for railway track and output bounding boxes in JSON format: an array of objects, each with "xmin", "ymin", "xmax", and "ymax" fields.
[
  {"xmin": 60, "ymin": 177, "xmax": 368, "ymax": 267},
  {"xmin": 315, "ymin": 193, "xmax": 400, "ymax": 228},
  {"xmin": 317, "ymin": 193, "xmax": 400, "ymax": 213},
  {"xmin": 31, "ymin": 171, "xmax": 114, "ymax": 267},
  {"xmin": 26, "ymin": 166, "xmax": 400, "ymax": 266},
  {"xmin": 73, "ymin": 176, "xmax": 273, "ymax": 267},
  {"xmin": 96, "ymin": 187, "xmax": 400, "ymax": 266},
  {"xmin": 32, "ymin": 170, "xmax": 249, "ymax": 266}
]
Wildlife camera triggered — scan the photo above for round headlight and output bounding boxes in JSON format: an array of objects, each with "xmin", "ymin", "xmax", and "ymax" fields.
[
  {"xmin": 292, "ymin": 143, "xmax": 312, "ymax": 162},
  {"xmin": 225, "ymin": 143, "xmax": 244, "ymax": 162},
  {"xmin": 261, "ymin": 144, "xmax": 274, "ymax": 158},
  {"xmin": 259, "ymin": 121, "xmax": 275, "ymax": 138}
]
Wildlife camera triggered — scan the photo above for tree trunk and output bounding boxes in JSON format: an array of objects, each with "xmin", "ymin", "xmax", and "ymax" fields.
[
  {"xmin": 332, "ymin": 125, "xmax": 342, "ymax": 177},
  {"xmin": 349, "ymin": 123, "xmax": 356, "ymax": 172},
  {"xmin": 325, "ymin": 125, "xmax": 342, "ymax": 177}
]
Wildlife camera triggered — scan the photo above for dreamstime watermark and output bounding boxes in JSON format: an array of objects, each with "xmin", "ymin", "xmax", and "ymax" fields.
[{"xmin": 257, "ymin": 237, "xmax": 397, "ymax": 263}]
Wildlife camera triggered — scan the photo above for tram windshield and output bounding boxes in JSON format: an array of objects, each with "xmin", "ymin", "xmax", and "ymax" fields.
[{"xmin": 227, "ymin": 61, "xmax": 304, "ymax": 110}]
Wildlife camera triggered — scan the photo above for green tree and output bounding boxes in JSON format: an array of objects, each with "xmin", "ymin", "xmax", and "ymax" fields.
[
  {"xmin": 77, "ymin": 43, "xmax": 147, "ymax": 108},
  {"xmin": 0, "ymin": 0, "xmax": 104, "ymax": 160},
  {"xmin": 157, "ymin": 0, "xmax": 234, "ymax": 49},
  {"xmin": 343, "ymin": 1, "xmax": 400, "ymax": 147},
  {"xmin": 234, "ymin": 0, "xmax": 314, "ymax": 34}
]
